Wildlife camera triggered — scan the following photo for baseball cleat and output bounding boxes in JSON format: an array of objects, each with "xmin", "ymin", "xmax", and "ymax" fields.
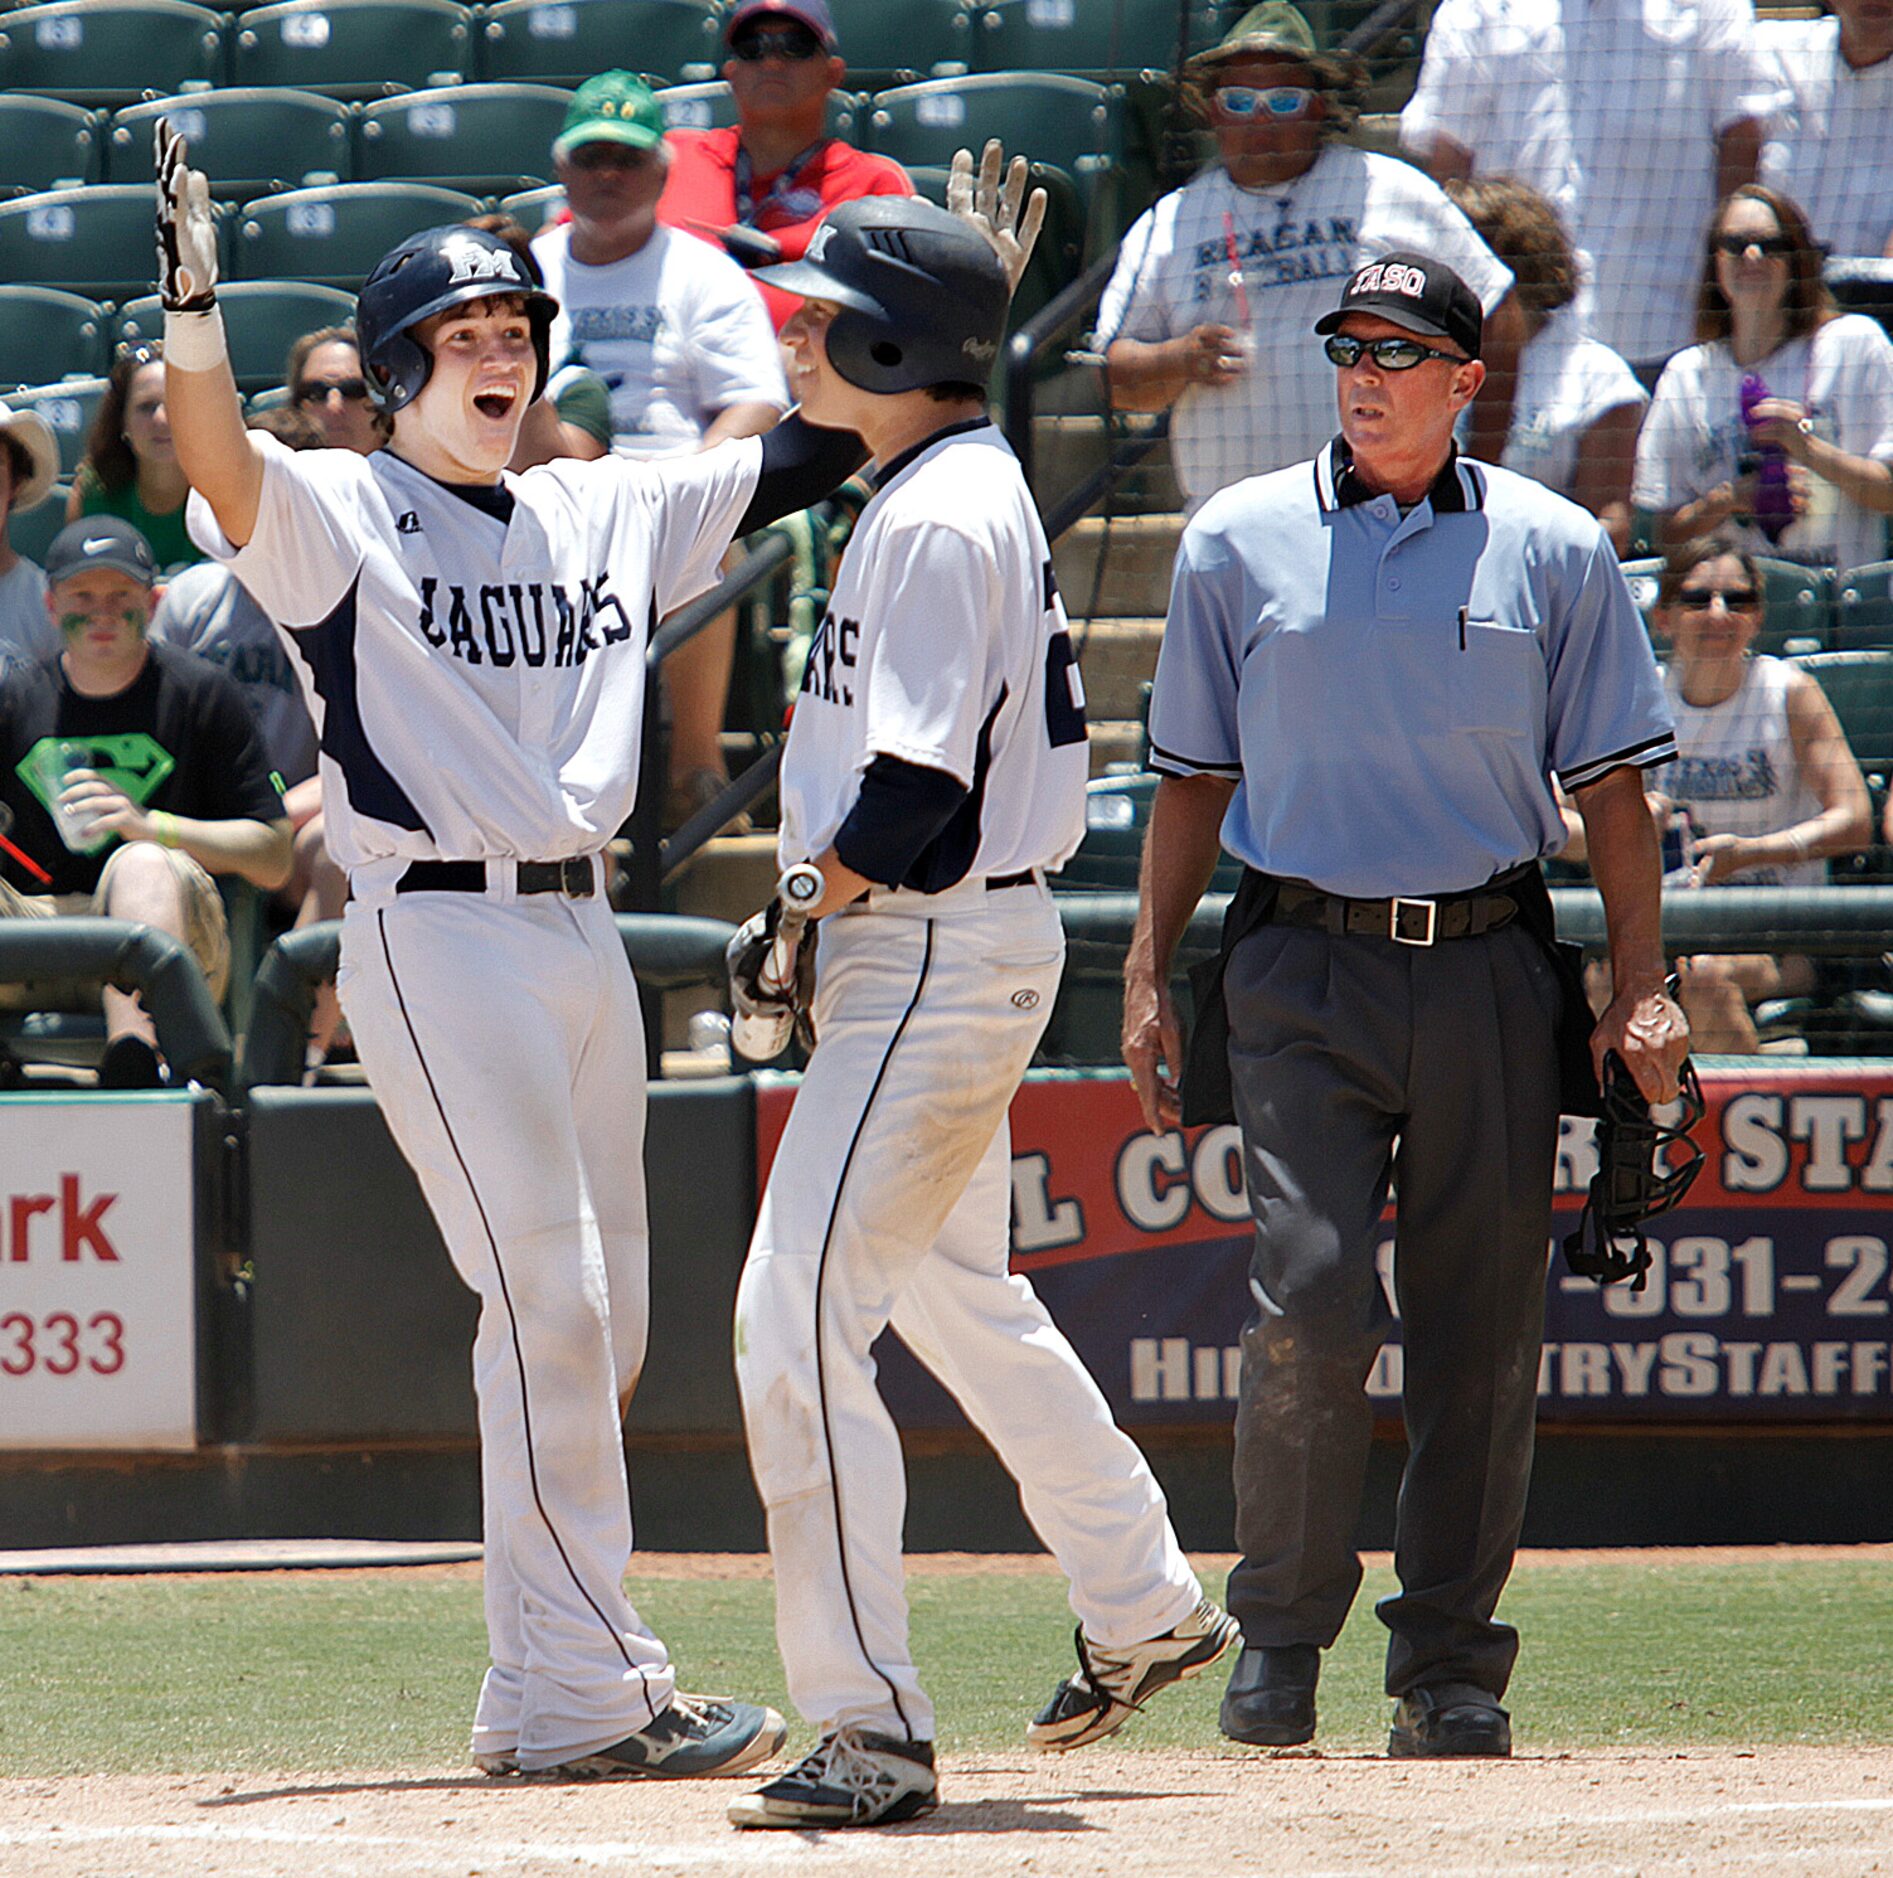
[
  {"xmin": 728, "ymin": 1728, "xmax": 938, "ymax": 1829},
  {"xmin": 550, "ymin": 1694, "xmax": 787, "ymax": 1779},
  {"xmin": 1027, "ymin": 1595, "xmax": 1241, "ymax": 1751},
  {"xmin": 472, "ymin": 1750, "xmax": 519, "ymax": 1776}
]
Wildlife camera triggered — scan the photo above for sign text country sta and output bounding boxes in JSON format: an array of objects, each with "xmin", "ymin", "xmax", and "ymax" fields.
[{"xmin": 754, "ymin": 1066, "xmax": 1893, "ymax": 1428}]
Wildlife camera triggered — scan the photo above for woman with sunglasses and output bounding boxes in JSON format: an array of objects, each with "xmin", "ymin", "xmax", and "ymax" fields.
[
  {"xmin": 1648, "ymin": 532, "xmax": 1868, "ymax": 1050},
  {"xmin": 1634, "ymin": 185, "xmax": 1893, "ymax": 575},
  {"xmin": 65, "ymin": 345, "xmax": 201, "ymax": 573},
  {"xmin": 286, "ymin": 326, "xmax": 388, "ymax": 456}
]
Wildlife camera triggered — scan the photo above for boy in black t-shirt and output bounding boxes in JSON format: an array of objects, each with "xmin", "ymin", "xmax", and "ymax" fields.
[{"xmin": 0, "ymin": 518, "xmax": 291, "ymax": 1085}]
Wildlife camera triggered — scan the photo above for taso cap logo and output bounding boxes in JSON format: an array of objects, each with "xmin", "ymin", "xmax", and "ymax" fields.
[
  {"xmin": 441, "ymin": 233, "xmax": 521, "ymax": 288},
  {"xmin": 1350, "ymin": 261, "xmax": 1427, "ymax": 300}
]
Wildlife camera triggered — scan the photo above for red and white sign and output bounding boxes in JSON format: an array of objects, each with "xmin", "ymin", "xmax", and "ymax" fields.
[{"xmin": 0, "ymin": 1095, "xmax": 198, "ymax": 1449}]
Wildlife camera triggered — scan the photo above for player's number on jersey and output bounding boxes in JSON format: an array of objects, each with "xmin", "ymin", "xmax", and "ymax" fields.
[{"xmin": 1044, "ymin": 630, "xmax": 1086, "ymax": 748}]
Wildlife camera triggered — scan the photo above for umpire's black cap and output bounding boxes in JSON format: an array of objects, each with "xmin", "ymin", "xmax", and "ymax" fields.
[{"xmin": 1314, "ymin": 251, "xmax": 1483, "ymax": 359}]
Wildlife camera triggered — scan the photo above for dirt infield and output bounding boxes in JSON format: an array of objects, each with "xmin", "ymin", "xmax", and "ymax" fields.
[{"xmin": 3, "ymin": 1746, "xmax": 1890, "ymax": 1877}]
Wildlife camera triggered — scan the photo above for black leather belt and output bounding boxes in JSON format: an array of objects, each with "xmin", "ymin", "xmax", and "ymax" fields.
[
  {"xmin": 986, "ymin": 869, "xmax": 1038, "ymax": 891},
  {"xmin": 397, "ymin": 856, "xmax": 597, "ymax": 898},
  {"xmin": 1273, "ymin": 875, "xmax": 1523, "ymax": 946}
]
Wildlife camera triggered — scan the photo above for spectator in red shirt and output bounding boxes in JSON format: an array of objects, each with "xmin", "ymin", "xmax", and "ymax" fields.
[{"xmin": 658, "ymin": 0, "xmax": 914, "ymax": 331}]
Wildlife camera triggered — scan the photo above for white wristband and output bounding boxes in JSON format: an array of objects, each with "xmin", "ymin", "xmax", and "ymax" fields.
[
  {"xmin": 1786, "ymin": 826, "xmax": 1813, "ymax": 862},
  {"xmin": 162, "ymin": 306, "xmax": 228, "ymax": 373}
]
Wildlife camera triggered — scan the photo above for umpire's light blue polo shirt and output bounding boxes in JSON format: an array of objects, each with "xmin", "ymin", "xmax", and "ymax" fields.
[{"xmin": 1148, "ymin": 438, "xmax": 1677, "ymax": 900}]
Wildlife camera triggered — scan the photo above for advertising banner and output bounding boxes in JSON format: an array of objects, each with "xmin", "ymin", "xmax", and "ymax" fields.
[
  {"xmin": 0, "ymin": 1094, "xmax": 199, "ymax": 1449},
  {"xmin": 756, "ymin": 1064, "xmax": 1893, "ymax": 1429}
]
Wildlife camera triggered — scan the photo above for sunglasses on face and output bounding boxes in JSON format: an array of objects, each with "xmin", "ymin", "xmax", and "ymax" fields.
[
  {"xmin": 1676, "ymin": 586, "xmax": 1761, "ymax": 610},
  {"xmin": 297, "ymin": 377, "xmax": 369, "ymax": 403},
  {"xmin": 1323, "ymin": 333, "xmax": 1467, "ymax": 370},
  {"xmin": 1214, "ymin": 83, "xmax": 1315, "ymax": 119},
  {"xmin": 730, "ymin": 25, "xmax": 824, "ymax": 60},
  {"xmin": 1714, "ymin": 232, "xmax": 1794, "ymax": 258}
]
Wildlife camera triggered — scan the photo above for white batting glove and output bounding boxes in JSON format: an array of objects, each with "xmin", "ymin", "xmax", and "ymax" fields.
[
  {"xmin": 727, "ymin": 904, "xmax": 804, "ymax": 1063},
  {"xmin": 154, "ymin": 120, "xmax": 218, "ymax": 312},
  {"xmin": 947, "ymin": 139, "xmax": 1047, "ymax": 298}
]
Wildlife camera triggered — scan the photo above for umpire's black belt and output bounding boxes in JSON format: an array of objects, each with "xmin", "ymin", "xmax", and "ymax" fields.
[
  {"xmin": 1272, "ymin": 870, "xmax": 1527, "ymax": 946},
  {"xmin": 397, "ymin": 855, "xmax": 599, "ymax": 899}
]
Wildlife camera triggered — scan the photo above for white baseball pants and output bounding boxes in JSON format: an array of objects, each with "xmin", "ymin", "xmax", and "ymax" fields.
[
  {"xmin": 338, "ymin": 871, "xmax": 673, "ymax": 1770},
  {"xmin": 735, "ymin": 879, "xmax": 1201, "ymax": 1741}
]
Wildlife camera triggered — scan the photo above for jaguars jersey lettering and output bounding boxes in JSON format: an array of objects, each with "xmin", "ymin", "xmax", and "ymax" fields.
[{"xmin": 188, "ymin": 431, "xmax": 761, "ymax": 873}]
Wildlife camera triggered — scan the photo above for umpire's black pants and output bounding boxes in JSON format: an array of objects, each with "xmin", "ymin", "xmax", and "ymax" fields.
[{"xmin": 1223, "ymin": 916, "xmax": 1561, "ymax": 1700}]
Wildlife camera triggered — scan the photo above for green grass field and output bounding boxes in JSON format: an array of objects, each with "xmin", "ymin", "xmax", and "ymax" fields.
[{"xmin": 0, "ymin": 1556, "xmax": 1887, "ymax": 1777}]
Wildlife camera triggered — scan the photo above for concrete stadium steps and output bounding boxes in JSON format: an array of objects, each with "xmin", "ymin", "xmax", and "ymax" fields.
[
  {"xmin": 1055, "ymin": 510, "xmax": 1186, "ymax": 622},
  {"xmin": 1076, "ymin": 614, "xmax": 1165, "ymax": 723}
]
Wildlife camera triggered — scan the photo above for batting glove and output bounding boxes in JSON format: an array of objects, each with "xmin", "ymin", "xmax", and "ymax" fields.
[
  {"xmin": 154, "ymin": 120, "xmax": 218, "ymax": 313},
  {"xmin": 727, "ymin": 903, "xmax": 815, "ymax": 1062},
  {"xmin": 947, "ymin": 139, "xmax": 1047, "ymax": 298}
]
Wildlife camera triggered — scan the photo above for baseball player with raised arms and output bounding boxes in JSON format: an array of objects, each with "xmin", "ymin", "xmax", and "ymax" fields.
[
  {"xmin": 150, "ymin": 123, "xmax": 876, "ymax": 1780},
  {"xmin": 721, "ymin": 162, "xmax": 1238, "ymax": 1832}
]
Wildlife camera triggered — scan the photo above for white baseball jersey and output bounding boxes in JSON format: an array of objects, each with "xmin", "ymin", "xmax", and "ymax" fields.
[
  {"xmin": 187, "ymin": 432, "xmax": 762, "ymax": 873},
  {"xmin": 1096, "ymin": 148, "xmax": 1512, "ymax": 507},
  {"xmin": 532, "ymin": 223, "xmax": 789, "ymax": 457},
  {"xmin": 1759, "ymin": 17, "xmax": 1893, "ymax": 263},
  {"xmin": 776, "ymin": 420, "xmax": 1087, "ymax": 883}
]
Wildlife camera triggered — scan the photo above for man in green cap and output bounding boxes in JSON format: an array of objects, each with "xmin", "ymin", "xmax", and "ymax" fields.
[
  {"xmin": 1097, "ymin": 2, "xmax": 1524, "ymax": 512},
  {"xmin": 531, "ymin": 70, "xmax": 790, "ymax": 824}
]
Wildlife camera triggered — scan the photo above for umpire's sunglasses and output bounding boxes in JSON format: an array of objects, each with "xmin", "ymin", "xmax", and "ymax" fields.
[
  {"xmin": 1323, "ymin": 334, "xmax": 1468, "ymax": 370},
  {"xmin": 1214, "ymin": 84, "xmax": 1315, "ymax": 119},
  {"xmin": 730, "ymin": 24, "xmax": 824, "ymax": 60}
]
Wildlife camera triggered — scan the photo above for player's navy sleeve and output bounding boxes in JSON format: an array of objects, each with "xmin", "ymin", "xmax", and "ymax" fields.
[
  {"xmin": 832, "ymin": 755, "xmax": 969, "ymax": 886},
  {"xmin": 738, "ymin": 414, "xmax": 869, "ymax": 534},
  {"xmin": 1146, "ymin": 516, "xmax": 1247, "ymax": 781},
  {"xmin": 1545, "ymin": 529, "xmax": 1678, "ymax": 791}
]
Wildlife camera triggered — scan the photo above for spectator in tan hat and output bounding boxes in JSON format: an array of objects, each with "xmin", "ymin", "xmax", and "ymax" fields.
[
  {"xmin": 0, "ymin": 406, "xmax": 63, "ymax": 667},
  {"xmin": 1098, "ymin": 2, "xmax": 1523, "ymax": 513}
]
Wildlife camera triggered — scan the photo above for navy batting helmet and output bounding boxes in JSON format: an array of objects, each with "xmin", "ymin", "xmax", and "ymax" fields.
[
  {"xmin": 755, "ymin": 197, "xmax": 1009, "ymax": 395},
  {"xmin": 356, "ymin": 224, "xmax": 558, "ymax": 414}
]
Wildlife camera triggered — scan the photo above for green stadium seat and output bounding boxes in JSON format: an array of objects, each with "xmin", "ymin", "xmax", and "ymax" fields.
[
  {"xmin": 496, "ymin": 184, "xmax": 565, "ymax": 230},
  {"xmin": 1619, "ymin": 555, "xmax": 1663, "ymax": 634},
  {"xmin": 1055, "ymin": 773, "xmax": 1245, "ymax": 895},
  {"xmin": 356, "ymin": 83, "xmax": 572, "ymax": 195},
  {"xmin": 1795, "ymin": 650, "xmax": 1893, "ymax": 773},
  {"xmin": 823, "ymin": 0, "xmax": 975, "ymax": 86},
  {"xmin": 0, "ymin": 286, "xmax": 108, "ymax": 391},
  {"xmin": 231, "ymin": 0, "xmax": 474, "ymax": 98},
  {"xmin": 6, "ymin": 482, "xmax": 71, "ymax": 567},
  {"xmin": 1836, "ymin": 562, "xmax": 1893, "ymax": 653},
  {"xmin": 478, "ymin": 0, "xmax": 722, "ymax": 89},
  {"xmin": 1754, "ymin": 557, "xmax": 1834, "ymax": 657},
  {"xmin": 970, "ymin": 0, "xmax": 1220, "ymax": 79},
  {"xmin": 0, "ymin": 186, "xmax": 170, "ymax": 301},
  {"xmin": 116, "ymin": 281, "xmax": 360, "ymax": 394},
  {"xmin": 0, "ymin": 1, "xmax": 226, "ymax": 107},
  {"xmin": 655, "ymin": 81, "xmax": 861, "ymax": 141},
  {"xmin": 0, "ymin": 97, "xmax": 102, "ymax": 197},
  {"xmin": 867, "ymin": 74, "xmax": 1126, "ymax": 240},
  {"xmin": 232, "ymin": 180, "xmax": 486, "ymax": 287},
  {"xmin": 903, "ymin": 161, "xmax": 1085, "ymax": 325},
  {"xmin": 4, "ymin": 378, "xmax": 108, "ymax": 477},
  {"xmin": 107, "ymin": 91, "xmax": 354, "ymax": 200}
]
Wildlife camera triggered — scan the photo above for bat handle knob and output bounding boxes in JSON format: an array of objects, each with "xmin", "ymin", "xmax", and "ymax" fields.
[{"xmin": 779, "ymin": 862, "xmax": 825, "ymax": 910}]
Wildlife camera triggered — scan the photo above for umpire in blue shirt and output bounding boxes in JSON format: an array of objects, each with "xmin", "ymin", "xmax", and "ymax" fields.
[{"xmin": 1125, "ymin": 253, "xmax": 1692, "ymax": 1758}]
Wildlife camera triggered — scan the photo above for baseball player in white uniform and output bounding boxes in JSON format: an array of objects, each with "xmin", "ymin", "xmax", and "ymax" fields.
[
  {"xmin": 721, "ymin": 165, "xmax": 1237, "ymax": 1832},
  {"xmin": 151, "ymin": 125, "xmax": 875, "ymax": 1781}
]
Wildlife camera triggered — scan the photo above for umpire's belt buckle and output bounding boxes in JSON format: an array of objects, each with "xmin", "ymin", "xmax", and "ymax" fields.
[
  {"xmin": 560, "ymin": 855, "xmax": 595, "ymax": 898},
  {"xmin": 1390, "ymin": 897, "xmax": 1437, "ymax": 946}
]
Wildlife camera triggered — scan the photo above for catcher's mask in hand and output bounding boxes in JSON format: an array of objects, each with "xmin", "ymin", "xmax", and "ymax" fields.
[{"xmin": 1563, "ymin": 1053, "xmax": 1706, "ymax": 1292}]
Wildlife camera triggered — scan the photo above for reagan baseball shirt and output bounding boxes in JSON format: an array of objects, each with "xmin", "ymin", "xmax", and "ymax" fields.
[{"xmin": 1096, "ymin": 147, "xmax": 1512, "ymax": 508}]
